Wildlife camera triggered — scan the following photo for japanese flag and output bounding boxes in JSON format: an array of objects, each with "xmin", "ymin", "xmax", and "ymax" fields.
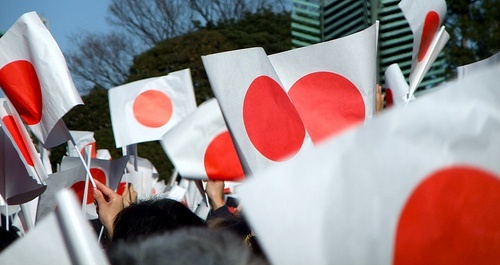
[
  {"xmin": 109, "ymin": 68, "xmax": 197, "ymax": 148},
  {"xmin": 67, "ymin": 130, "xmax": 96, "ymax": 158},
  {"xmin": 240, "ymin": 64, "xmax": 500, "ymax": 264},
  {"xmin": 161, "ymin": 98, "xmax": 244, "ymax": 181},
  {"xmin": 268, "ymin": 22, "xmax": 379, "ymax": 145},
  {"xmin": 0, "ymin": 99, "xmax": 47, "ymax": 204},
  {"xmin": 39, "ymin": 155, "xmax": 129, "ymax": 219},
  {"xmin": 36, "ymin": 164, "xmax": 86, "ymax": 221},
  {"xmin": 384, "ymin": 63, "xmax": 413, "ymax": 108},
  {"xmin": 119, "ymin": 156, "xmax": 159, "ymax": 200},
  {"xmin": 202, "ymin": 48, "xmax": 313, "ymax": 175},
  {"xmin": 399, "ymin": 0, "xmax": 449, "ymax": 98},
  {"xmin": 0, "ymin": 12, "xmax": 83, "ymax": 148}
]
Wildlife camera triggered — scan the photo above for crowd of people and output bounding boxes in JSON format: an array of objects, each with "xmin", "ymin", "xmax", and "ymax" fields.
[{"xmin": 93, "ymin": 179, "xmax": 269, "ymax": 265}]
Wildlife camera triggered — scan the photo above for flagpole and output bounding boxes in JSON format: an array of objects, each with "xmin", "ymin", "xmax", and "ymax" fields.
[
  {"xmin": 98, "ymin": 225, "xmax": 105, "ymax": 243},
  {"xmin": 121, "ymin": 147, "xmax": 130, "ymax": 184},
  {"xmin": 70, "ymin": 137, "xmax": 97, "ymax": 189},
  {"xmin": 81, "ymin": 145, "xmax": 92, "ymax": 217},
  {"xmin": 5, "ymin": 205, "xmax": 9, "ymax": 230}
]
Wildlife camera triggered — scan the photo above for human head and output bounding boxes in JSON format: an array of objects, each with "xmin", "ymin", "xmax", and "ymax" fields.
[
  {"xmin": 107, "ymin": 227, "xmax": 268, "ymax": 265},
  {"xmin": 0, "ymin": 225, "xmax": 18, "ymax": 252},
  {"xmin": 110, "ymin": 198, "xmax": 206, "ymax": 245}
]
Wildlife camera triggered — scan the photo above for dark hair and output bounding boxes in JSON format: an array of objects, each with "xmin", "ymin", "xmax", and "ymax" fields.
[
  {"xmin": 110, "ymin": 198, "xmax": 206, "ymax": 245},
  {"xmin": 0, "ymin": 225, "xmax": 18, "ymax": 252},
  {"xmin": 107, "ymin": 227, "xmax": 268, "ymax": 265}
]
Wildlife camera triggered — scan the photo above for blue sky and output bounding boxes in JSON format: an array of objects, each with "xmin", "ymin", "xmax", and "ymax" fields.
[{"xmin": 0, "ymin": 0, "xmax": 113, "ymax": 54}]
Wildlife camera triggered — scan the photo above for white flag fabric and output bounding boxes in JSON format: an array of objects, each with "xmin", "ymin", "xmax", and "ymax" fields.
[
  {"xmin": 19, "ymin": 198, "xmax": 39, "ymax": 232},
  {"xmin": 2, "ymin": 190, "xmax": 110, "ymax": 265},
  {"xmin": 0, "ymin": 212, "xmax": 72, "ymax": 265},
  {"xmin": 179, "ymin": 178, "xmax": 205, "ymax": 213},
  {"xmin": 161, "ymin": 98, "xmax": 245, "ymax": 181},
  {"xmin": 108, "ymin": 68, "xmax": 197, "ymax": 148},
  {"xmin": 54, "ymin": 189, "xmax": 110, "ymax": 264},
  {"xmin": 384, "ymin": 63, "xmax": 412, "ymax": 108},
  {"xmin": 240, "ymin": 64, "xmax": 500, "ymax": 265},
  {"xmin": 67, "ymin": 130, "xmax": 96, "ymax": 158},
  {"xmin": 39, "ymin": 145, "xmax": 53, "ymax": 175},
  {"xmin": 0, "ymin": 197, "xmax": 21, "ymax": 227},
  {"xmin": 125, "ymin": 156, "xmax": 158, "ymax": 179},
  {"xmin": 96, "ymin": 149, "xmax": 112, "ymax": 160},
  {"xmin": 202, "ymin": 48, "xmax": 312, "ymax": 175},
  {"xmin": 36, "ymin": 165, "xmax": 86, "ymax": 221},
  {"xmin": 119, "ymin": 156, "xmax": 159, "ymax": 200},
  {"xmin": 0, "ymin": 99, "xmax": 47, "ymax": 205},
  {"xmin": 457, "ymin": 51, "xmax": 500, "ymax": 79},
  {"xmin": 268, "ymin": 22, "xmax": 378, "ymax": 144},
  {"xmin": 0, "ymin": 12, "xmax": 83, "ymax": 148},
  {"xmin": 399, "ymin": 0, "xmax": 449, "ymax": 98}
]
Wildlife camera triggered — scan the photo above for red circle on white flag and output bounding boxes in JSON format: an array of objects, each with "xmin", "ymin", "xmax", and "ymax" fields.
[
  {"xmin": 394, "ymin": 166, "xmax": 500, "ymax": 264},
  {"xmin": 0, "ymin": 60, "xmax": 43, "ymax": 125},
  {"xmin": 385, "ymin": 88, "xmax": 394, "ymax": 108},
  {"xmin": 116, "ymin": 182, "xmax": 127, "ymax": 195},
  {"xmin": 288, "ymin": 72, "xmax": 365, "ymax": 144},
  {"xmin": 70, "ymin": 168, "xmax": 107, "ymax": 205},
  {"xmin": 418, "ymin": 11, "xmax": 440, "ymax": 62},
  {"xmin": 2, "ymin": 115, "xmax": 34, "ymax": 166},
  {"xmin": 204, "ymin": 131, "xmax": 244, "ymax": 180},
  {"xmin": 243, "ymin": 76, "xmax": 305, "ymax": 161},
  {"xmin": 133, "ymin": 90, "xmax": 173, "ymax": 128}
]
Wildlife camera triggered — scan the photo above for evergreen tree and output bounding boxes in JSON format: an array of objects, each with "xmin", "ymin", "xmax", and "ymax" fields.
[{"xmin": 445, "ymin": 0, "xmax": 500, "ymax": 77}]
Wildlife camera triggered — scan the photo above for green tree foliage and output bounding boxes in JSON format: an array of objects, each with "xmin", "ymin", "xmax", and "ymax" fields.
[
  {"xmin": 128, "ymin": 30, "xmax": 237, "ymax": 104},
  {"xmin": 445, "ymin": 0, "xmax": 500, "ymax": 77},
  {"xmin": 53, "ymin": 10, "xmax": 291, "ymax": 182},
  {"xmin": 129, "ymin": 10, "xmax": 291, "ymax": 105},
  {"xmin": 50, "ymin": 87, "xmax": 122, "ymax": 171}
]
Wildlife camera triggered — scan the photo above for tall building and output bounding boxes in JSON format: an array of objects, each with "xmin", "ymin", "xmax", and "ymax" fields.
[{"xmin": 291, "ymin": 0, "xmax": 447, "ymax": 92}]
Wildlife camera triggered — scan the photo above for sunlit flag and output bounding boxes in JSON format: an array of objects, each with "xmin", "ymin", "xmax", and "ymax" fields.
[
  {"xmin": 240, "ymin": 64, "xmax": 500, "ymax": 265},
  {"xmin": 268, "ymin": 22, "xmax": 379, "ymax": 145},
  {"xmin": 67, "ymin": 130, "xmax": 96, "ymax": 158},
  {"xmin": 399, "ymin": 0, "xmax": 449, "ymax": 99},
  {"xmin": 108, "ymin": 68, "xmax": 197, "ymax": 148},
  {"xmin": 161, "ymin": 98, "xmax": 244, "ymax": 181},
  {"xmin": 0, "ymin": 12, "xmax": 83, "ymax": 148},
  {"xmin": 0, "ymin": 99, "xmax": 47, "ymax": 205},
  {"xmin": 202, "ymin": 48, "xmax": 313, "ymax": 175}
]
